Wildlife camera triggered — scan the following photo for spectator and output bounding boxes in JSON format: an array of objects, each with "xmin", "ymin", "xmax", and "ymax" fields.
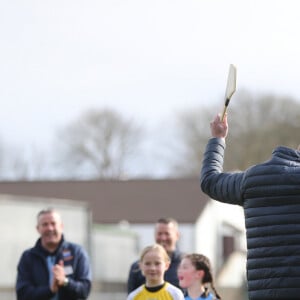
[
  {"xmin": 16, "ymin": 208, "xmax": 92, "ymax": 300},
  {"xmin": 127, "ymin": 217, "xmax": 183, "ymax": 293}
]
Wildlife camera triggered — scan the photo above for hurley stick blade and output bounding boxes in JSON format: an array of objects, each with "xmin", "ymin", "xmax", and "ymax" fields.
[{"xmin": 221, "ymin": 64, "xmax": 237, "ymax": 121}]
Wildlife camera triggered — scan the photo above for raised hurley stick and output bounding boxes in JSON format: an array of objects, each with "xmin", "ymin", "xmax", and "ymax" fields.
[{"xmin": 221, "ymin": 64, "xmax": 237, "ymax": 121}]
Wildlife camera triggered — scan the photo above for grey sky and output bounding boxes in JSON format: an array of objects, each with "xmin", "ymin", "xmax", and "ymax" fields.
[{"xmin": 1, "ymin": 0, "xmax": 300, "ymax": 149}]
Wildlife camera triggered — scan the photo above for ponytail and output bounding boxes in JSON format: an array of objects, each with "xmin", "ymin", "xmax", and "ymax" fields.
[{"xmin": 185, "ymin": 253, "xmax": 222, "ymax": 300}]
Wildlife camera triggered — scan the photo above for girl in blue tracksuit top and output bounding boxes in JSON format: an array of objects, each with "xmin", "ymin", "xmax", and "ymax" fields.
[{"xmin": 178, "ymin": 253, "xmax": 221, "ymax": 300}]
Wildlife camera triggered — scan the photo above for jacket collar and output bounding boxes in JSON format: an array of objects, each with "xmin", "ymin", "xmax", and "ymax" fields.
[
  {"xmin": 34, "ymin": 234, "xmax": 65, "ymax": 256},
  {"xmin": 273, "ymin": 146, "xmax": 300, "ymax": 163}
]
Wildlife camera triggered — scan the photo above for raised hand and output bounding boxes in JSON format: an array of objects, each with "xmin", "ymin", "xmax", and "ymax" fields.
[{"xmin": 210, "ymin": 113, "xmax": 228, "ymax": 139}]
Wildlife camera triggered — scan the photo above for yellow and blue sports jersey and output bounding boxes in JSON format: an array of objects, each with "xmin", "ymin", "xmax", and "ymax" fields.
[{"xmin": 127, "ymin": 282, "xmax": 185, "ymax": 300}]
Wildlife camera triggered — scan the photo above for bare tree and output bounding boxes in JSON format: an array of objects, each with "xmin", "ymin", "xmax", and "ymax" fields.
[
  {"xmin": 171, "ymin": 90, "xmax": 300, "ymax": 176},
  {"xmin": 55, "ymin": 108, "xmax": 142, "ymax": 179},
  {"xmin": 226, "ymin": 90, "xmax": 300, "ymax": 170},
  {"xmin": 167, "ymin": 105, "xmax": 215, "ymax": 176}
]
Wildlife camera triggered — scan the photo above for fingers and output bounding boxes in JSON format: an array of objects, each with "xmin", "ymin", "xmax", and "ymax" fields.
[
  {"xmin": 216, "ymin": 113, "xmax": 227, "ymax": 123},
  {"xmin": 50, "ymin": 278, "xmax": 59, "ymax": 293},
  {"xmin": 210, "ymin": 114, "xmax": 225, "ymax": 128},
  {"xmin": 52, "ymin": 261, "xmax": 65, "ymax": 286},
  {"xmin": 210, "ymin": 113, "xmax": 228, "ymax": 138}
]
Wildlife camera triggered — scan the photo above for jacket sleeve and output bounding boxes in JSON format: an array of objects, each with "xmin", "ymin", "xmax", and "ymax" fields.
[
  {"xmin": 127, "ymin": 261, "xmax": 142, "ymax": 294},
  {"xmin": 63, "ymin": 246, "xmax": 92, "ymax": 299},
  {"xmin": 200, "ymin": 137, "xmax": 244, "ymax": 206},
  {"xmin": 16, "ymin": 251, "xmax": 55, "ymax": 300}
]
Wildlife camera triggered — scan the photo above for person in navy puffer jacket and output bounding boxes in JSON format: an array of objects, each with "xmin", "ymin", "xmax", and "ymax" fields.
[
  {"xmin": 16, "ymin": 208, "xmax": 92, "ymax": 300},
  {"xmin": 200, "ymin": 112, "xmax": 300, "ymax": 300}
]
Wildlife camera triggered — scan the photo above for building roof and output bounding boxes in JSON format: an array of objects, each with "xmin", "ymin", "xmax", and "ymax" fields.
[{"xmin": 0, "ymin": 178, "xmax": 210, "ymax": 224}]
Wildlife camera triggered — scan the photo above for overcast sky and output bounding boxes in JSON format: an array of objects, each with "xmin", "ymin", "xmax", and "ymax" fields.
[{"xmin": 1, "ymin": 0, "xmax": 300, "ymax": 155}]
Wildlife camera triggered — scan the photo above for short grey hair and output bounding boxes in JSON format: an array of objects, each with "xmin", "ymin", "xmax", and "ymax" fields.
[{"xmin": 37, "ymin": 208, "xmax": 61, "ymax": 223}]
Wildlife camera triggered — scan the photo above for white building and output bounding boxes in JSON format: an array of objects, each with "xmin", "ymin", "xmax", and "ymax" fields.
[{"xmin": 0, "ymin": 178, "xmax": 247, "ymax": 299}]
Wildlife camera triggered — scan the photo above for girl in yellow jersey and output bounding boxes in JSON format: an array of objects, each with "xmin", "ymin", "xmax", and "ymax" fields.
[{"xmin": 127, "ymin": 244, "xmax": 184, "ymax": 300}]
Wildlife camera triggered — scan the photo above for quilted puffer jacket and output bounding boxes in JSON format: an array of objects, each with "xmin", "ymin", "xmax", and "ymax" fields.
[{"xmin": 201, "ymin": 138, "xmax": 300, "ymax": 300}]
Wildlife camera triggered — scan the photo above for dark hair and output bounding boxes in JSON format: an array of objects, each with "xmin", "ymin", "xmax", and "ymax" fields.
[
  {"xmin": 184, "ymin": 253, "xmax": 221, "ymax": 300},
  {"xmin": 156, "ymin": 217, "xmax": 179, "ymax": 229}
]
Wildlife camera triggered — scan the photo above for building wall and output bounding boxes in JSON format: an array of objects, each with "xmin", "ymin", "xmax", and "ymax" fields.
[
  {"xmin": 194, "ymin": 201, "xmax": 219, "ymax": 267},
  {"xmin": 92, "ymin": 224, "xmax": 138, "ymax": 283},
  {"xmin": 0, "ymin": 193, "xmax": 247, "ymax": 296},
  {"xmin": 194, "ymin": 201, "xmax": 246, "ymax": 280}
]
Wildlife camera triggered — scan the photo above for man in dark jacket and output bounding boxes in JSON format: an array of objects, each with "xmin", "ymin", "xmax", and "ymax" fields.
[
  {"xmin": 16, "ymin": 208, "xmax": 92, "ymax": 300},
  {"xmin": 127, "ymin": 217, "xmax": 183, "ymax": 294},
  {"xmin": 201, "ymin": 113, "xmax": 300, "ymax": 300}
]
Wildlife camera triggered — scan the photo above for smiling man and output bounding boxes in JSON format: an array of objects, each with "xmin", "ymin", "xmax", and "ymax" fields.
[
  {"xmin": 16, "ymin": 208, "xmax": 92, "ymax": 300},
  {"xmin": 127, "ymin": 217, "xmax": 183, "ymax": 294}
]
